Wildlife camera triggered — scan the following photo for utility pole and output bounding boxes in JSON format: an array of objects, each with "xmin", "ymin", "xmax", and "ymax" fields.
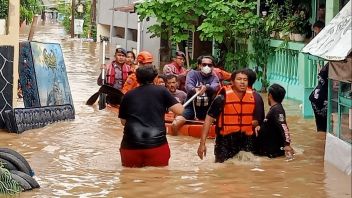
[
  {"xmin": 71, "ymin": 0, "xmax": 75, "ymax": 38},
  {"xmin": 90, "ymin": 0, "xmax": 97, "ymax": 39}
]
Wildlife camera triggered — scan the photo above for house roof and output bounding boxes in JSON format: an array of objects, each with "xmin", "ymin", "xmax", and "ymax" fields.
[
  {"xmin": 111, "ymin": 0, "xmax": 147, "ymax": 13},
  {"xmin": 301, "ymin": 0, "xmax": 351, "ymax": 61}
]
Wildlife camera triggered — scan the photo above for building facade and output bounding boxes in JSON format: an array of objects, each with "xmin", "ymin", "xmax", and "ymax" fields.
[{"xmin": 96, "ymin": 0, "xmax": 161, "ymax": 67}]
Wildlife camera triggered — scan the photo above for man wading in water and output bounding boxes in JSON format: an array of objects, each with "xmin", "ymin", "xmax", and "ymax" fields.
[
  {"xmin": 118, "ymin": 65, "xmax": 184, "ymax": 167},
  {"xmin": 197, "ymin": 69, "xmax": 260, "ymax": 162}
]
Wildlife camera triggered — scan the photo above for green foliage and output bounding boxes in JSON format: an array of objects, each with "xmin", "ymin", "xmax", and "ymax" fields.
[
  {"xmin": 251, "ymin": 18, "xmax": 273, "ymax": 91},
  {"xmin": 58, "ymin": 3, "xmax": 71, "ymax": 34},
  {"xmin": 136, "ymin": 0, "xmax": 199, "ymax": 44},
  {"xmin": 58, "ymin": 0, "xmax": 95, "ymax": 39},
  {"xmin": 0, "ymin": 165, "xmax": 21, "ymax": 195},
  {"xmin": 20, "ymin": 0, "xmax": 42, "ymax": 24},
  {"xmin": 0, "ymin": 0, "xmax": 9, "ymax": 19},
  {"xmin": 136, "ymin": 0, "xmax": 259, "ymax": 71},
  {"xmin": 286, "ymin": 12, "xmax": 310, "ymax": 34},
  {"xmin": 264, "ymin": 2, "xmax": 283, "ymax": 33}
]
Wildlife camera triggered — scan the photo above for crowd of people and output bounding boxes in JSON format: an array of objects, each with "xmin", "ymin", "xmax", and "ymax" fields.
[{"xmin": 97, "ymin": 48, "xmax": 294, "ymax": 168}]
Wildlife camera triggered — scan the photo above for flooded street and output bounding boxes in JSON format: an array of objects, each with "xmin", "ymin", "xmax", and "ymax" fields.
[{"xmin": 0, "ymin": 22, "xmax": 351, "ymax": 197}]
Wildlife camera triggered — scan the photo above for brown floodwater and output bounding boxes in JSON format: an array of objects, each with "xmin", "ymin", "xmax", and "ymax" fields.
[{"xmin": 0, "ymin": 22, "xmax": 351, "ymax": 198}]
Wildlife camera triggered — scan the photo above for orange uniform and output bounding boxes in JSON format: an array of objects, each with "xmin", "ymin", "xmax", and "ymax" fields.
[{"xmin": 122, "ymin": 72, "xmax": 164, "ymax": 94}]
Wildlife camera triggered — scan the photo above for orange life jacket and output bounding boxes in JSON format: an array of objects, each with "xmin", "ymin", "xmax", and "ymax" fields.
[
  {"xmin": 106, "ymin": 62, "xmax": 130, "ymax": 86},
  {"xmin": 217, "ymin": 86, "xmax": 255, "ymax": 136},
  {"xmin": 122, "ymin": 72, "xmax": 164, "ymax": 94}
]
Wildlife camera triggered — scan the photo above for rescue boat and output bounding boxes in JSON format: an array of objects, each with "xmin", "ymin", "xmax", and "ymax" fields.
[
  {"xmin": 88, "ymin": 85, "xmax": 216, "ymax": 139},
  {"xmin": 164, "ymin": 112, "xmax": 216, "ymax": 138},
  {"xmin": 107, "ymin": 107, "xmax": 215, "ymax": 139}
]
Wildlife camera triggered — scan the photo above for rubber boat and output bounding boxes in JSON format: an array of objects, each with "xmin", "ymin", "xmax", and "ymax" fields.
[
  {"xmin": 106, "ymin": 107, "xmax": 215, "ymax": 139},
  {"xmin": 164, "ymin": 112, "xmax": 216, "ymax": 138},
  {"xmin": 88, "ymin": 85, "xmax": 215, "ymax": 139}
]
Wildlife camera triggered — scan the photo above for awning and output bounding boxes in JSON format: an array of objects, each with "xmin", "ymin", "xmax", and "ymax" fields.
[
  {"xmin": 301, "ymin": 1, "xmax": 352, "ymax": 61},
  {"xmin": 329, "ymin": 56, "xmax": 352, "ymax": 82}
]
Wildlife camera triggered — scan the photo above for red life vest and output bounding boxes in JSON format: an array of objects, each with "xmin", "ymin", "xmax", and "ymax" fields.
[
  {"xmin": 106, "ymin": 62, "xmax": 130, "ymax": 86},
  {"xmin": 217, "ymin": 86, "xmax": 255, "ymax": 136}
]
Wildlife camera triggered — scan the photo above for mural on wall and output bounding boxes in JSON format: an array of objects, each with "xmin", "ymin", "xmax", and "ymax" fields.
[
  {"xmin": 0, "ymin": 46, "xmax": 14, "ymax": 129},
  {"xmin": 19, "ymin": 41, "xmax": 73, "ymax": 108}
]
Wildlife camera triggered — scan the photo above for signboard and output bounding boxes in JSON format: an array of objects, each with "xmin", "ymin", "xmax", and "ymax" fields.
[{"xmin": 74, "ymin": 19, "xmax": 84, "ymax": 35}]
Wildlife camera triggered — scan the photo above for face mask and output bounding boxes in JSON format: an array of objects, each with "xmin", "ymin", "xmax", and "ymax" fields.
[{"xmin": 201, "ymin": 66, "xmax": 211, "ymax": 75}]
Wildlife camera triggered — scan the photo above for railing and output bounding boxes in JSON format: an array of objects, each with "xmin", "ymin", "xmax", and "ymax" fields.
[
  {"xmin": 262, "ymin": 40, "xmax": 326, "ymax": 117},
  {"xmin": 305, "ymin": 55, "xmax": 326, "ymax": 88},
  {"xmin": 268, "ymin": 48, "xmax": 299, "ymax": 85}
]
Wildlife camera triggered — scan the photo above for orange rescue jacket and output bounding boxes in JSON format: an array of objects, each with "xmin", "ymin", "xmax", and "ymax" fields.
[
  {"xmin": 122, "ymin": 72, "xmax": 164, "ymax": 94},
  {"xmin": 217, "ymin": 86, "xmax": 255, "ymax": 136}
]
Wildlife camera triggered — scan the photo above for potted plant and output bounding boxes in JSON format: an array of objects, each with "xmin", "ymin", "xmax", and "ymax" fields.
[
  {"xmin": 0, "ymin": 0, "xmax": 9, "ymax": 35},
  {"xmin": 288, "ymin": 11, "xmax": 310, "ymax": 42}
]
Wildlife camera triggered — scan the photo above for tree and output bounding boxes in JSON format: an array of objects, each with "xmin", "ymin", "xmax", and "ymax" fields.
[
  {"xmin": 136, "ymin": 0, "xmax": 259, "ymax": 71},
  {"xmin": 20, "ymin": 0, "xmax": 41, "ymax": 24}
]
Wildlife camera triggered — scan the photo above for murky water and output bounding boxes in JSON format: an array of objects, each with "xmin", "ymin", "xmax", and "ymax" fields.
[{"xmin": 0, "ymin": 22, "xmax": 351, "ymax": 197}]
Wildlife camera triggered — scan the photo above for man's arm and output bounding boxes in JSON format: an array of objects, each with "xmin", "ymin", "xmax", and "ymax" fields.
[
  {"xmin": 273, "ymin": 110, "xmax": 291, "ymax": 146},
  {"xmin": 197, "ymin": 115, "xmax": 215, "ymax": 160},
  {"xmin": 253, "ymin": 92, "xmax": 265, "ymax": 126},
  {"xmin": 185, "ymin": 70, "xmax": 198, "ymax": 93},
  {"xmin": 197, "ymin": 95, "xmax": 224, "ymax": 159},
  {"xmin": 206, "ymin": 75, "xmax": 221, "ymax": 93}
]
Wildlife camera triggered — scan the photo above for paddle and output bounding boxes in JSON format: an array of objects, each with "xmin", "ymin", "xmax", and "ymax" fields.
[
  {"xmin": 98, "ymin": 40, "xmax": 107, "ymax": 110},
  {"xmin": 183, "ymin": 91, "xmax": 201, "ymax": 107},
  {"xmin": 86, "ymin": 85, "xmax": 124, "ymax": 106},
  {"xmin": 86, "ymin": 92, "xmax": 100, "ymax": 105}
]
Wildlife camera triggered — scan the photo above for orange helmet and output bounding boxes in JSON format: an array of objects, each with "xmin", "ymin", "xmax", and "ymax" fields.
[{"xmin": 137, "ymin": 51, "xmax": 153, "ymax": 64}]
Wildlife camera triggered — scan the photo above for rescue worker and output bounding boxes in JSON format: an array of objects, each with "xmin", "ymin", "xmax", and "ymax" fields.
[
  {"xmin": 97, "ymin": 48, "xmax": 131, "ymax": 90},
  {"xmin": 197, "ymin": 69, "xmax": 260, "ymax": 163},
  {"xmin": 122, "ymin": 51, "xmax": 155, "ymax": 94}
]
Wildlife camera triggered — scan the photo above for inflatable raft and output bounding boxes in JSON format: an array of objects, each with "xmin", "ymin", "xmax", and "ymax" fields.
[
  {"xmin": 164, "ymin": 113, "xmax": 216, "ymax": 138},
  {"xmin": 107, "ymin": 107, "xmax": 216, "ymax": 139}
]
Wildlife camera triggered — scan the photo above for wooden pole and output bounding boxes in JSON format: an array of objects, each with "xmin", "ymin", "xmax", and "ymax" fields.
[
  {"xmin": 28, "ymin": 15, "xmax": 39, "ymax": 41},
  {"xmin": 71, "ymin": 0, "xmax": 75, "ymax": 38},
  {"xmin": 185, "ymin": 47, "xmax": 190, "ymax": 68}
]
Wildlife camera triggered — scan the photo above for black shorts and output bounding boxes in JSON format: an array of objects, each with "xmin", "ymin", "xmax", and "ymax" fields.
[{"xmin": 214, "ymin": 132, "xmax": 256, "ymax": 163}]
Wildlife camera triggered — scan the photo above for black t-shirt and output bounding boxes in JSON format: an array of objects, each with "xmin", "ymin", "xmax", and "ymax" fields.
[
  {"xmin": 256, "ymin": 103, "xmax": 291, "ymax": 156},
  {"xmin": 118, "ymin": 84, "xmax": 178, "ymax": 149}
]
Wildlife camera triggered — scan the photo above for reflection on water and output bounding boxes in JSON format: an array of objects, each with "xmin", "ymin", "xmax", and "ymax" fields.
[{"xmin": 0, "ymin": 23, "xmax": 350, "ymax": 197}]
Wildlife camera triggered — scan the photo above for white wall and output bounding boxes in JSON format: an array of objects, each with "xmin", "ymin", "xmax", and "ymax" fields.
[{"xmin": 0, "ymin": 0, "xmax": 20, "ymax": 107}]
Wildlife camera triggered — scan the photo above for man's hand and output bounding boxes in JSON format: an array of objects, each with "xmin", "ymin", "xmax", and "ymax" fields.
[
  {"xmin": 100, "ymin": 64, "xmax": 107, "ymax": 69},
  {"xmin": 254, "ymin": 126, "xmax": 260, "ymax": 137},
  {"xmin": 197, "ymin": 142, "xmax": 207, "ymax": 160},
  {"xmin": 284, "ymin": 145, "xmax": 294, "ymax": 160},
  {"xmin": 195, "ymin": 85, "xmax": 207, "ymax": 95}
]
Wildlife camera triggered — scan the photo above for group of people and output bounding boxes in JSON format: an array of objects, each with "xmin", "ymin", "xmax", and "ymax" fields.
[{"xmin": 97, "ymin": 48, "xmax": 294, "ymax": 168}]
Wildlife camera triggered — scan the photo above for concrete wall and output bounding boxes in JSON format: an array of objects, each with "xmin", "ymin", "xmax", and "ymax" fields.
[
  {"xmin": 0, "ymin": 0, "xmax": 20, "ymax": 107},
  {"xmin": 96, "ymin": 0, "xmax": 160, "ymax": 67}
]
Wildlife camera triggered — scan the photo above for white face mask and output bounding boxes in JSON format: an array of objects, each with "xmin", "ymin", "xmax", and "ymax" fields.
[{"xmin": 201, "ymin": 66, "xmax": 212, "ymax": 75}]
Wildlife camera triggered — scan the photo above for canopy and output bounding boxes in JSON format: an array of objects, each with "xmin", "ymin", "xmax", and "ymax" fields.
[
  {"xmin": 329, "ymin": 56, "xmax": 352, "ymax": 82},
  {"xmin": 301, "ymin": 1, "xmax": 352, "ymax": 61}
]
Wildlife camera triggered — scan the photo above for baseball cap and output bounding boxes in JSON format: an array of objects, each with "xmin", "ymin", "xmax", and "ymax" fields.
[
  {"xmin": 115, "ymin": 48, "xmax": 127, "ymax": 56},
  {"xmin": 137, "ymin": 51, "xmax": 154, "ymax": 64},
  {"xmin": 175, "ymin": 51, "xmax": 186, "ymax": 59}
]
